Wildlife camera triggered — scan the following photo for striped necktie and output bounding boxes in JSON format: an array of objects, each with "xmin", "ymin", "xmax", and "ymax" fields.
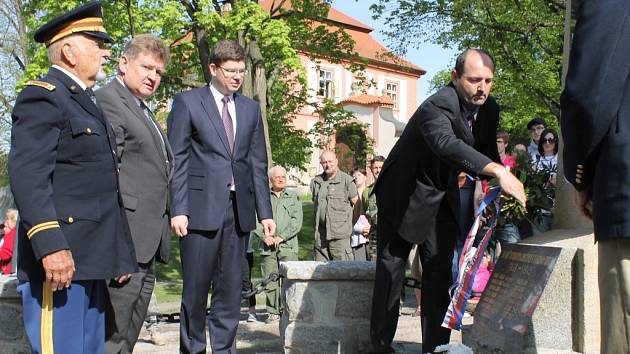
[{"xmin": 221, "ymin": 96, "xmax": 235, "ymax": 154}]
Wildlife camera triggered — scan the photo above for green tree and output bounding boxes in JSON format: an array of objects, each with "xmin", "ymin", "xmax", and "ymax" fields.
[
  {"xmin": 0, "ymin": 0, "xmax": 28, "ymax": 150},
  {"xmin": 371, "ymin": 0, "xmax": 564, "ymax": 142},
  {"xmin": 18, "ymin": 0, "xmax": 367, "ymax": 170}
]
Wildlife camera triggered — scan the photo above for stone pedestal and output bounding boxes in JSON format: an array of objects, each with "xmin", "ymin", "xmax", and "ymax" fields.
[
  {"xmin": 462, "ymin": 228, "xmax": 598, "ymax": 354},
  {"xmin": 0, "ymin": 275, "xmax": 30, "ymax": 354},
  {"xmin": 279, "ymin": 261, "xmax": 375, "ymax": 354},
  {"xmin": 522, "ymin": 228, "xmax": 599, "ymax": 354}
]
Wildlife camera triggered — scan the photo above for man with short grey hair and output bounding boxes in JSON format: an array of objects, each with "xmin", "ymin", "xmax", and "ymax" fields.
[
  {"xmin": 254, "ymin": 165, "xmax": 302, "ymax": 321},
  {"xmin": 310, "ymin": 150, "xmax": 358, "ymax": 261},
  {"xmin": 95, "ymin": 34, "xmax": 173, "ymax": 354}
]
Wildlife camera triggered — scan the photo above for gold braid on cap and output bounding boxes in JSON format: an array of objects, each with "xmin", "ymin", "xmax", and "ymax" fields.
[{"xmin": 45, "ymin": 17, "xmax": 106, "ymax": 46}]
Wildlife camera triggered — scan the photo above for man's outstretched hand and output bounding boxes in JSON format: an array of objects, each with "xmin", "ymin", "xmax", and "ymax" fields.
[{"xmin": 482, "ymin": 162, "xmax": 527, "ymax": 207}]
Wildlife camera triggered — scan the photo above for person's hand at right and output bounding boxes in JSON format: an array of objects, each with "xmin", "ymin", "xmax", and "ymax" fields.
[
  {"xmin": 362, "ymin": 224, "xmax": 371, "ymax": 236},
  {"xmin": 273, "ymin": 236, "xmax": 284, "ymax": 247},
  {"xmin": 171, "ymin": 215, "xmax": 189, "ymax": 237},
  {"xmin": 496, "ymin": 168, "xmax": 526, "ymax": 207},
  {"xmin": 574, "ymin": 189, "xmax": 593, "ymax": 221},
  {"xmin": 264, "ymin": 236, "xmax": 276, "ymax": 247},
  {"xmin": 481, "ymin": 162, "xmax": 526, "ymax": 207},
  {"xmin": 42, "ymin": 249, "xmax": 75, "ymax": 291}
]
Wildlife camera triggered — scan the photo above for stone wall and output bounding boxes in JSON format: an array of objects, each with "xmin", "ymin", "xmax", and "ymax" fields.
[
  {"xmin": 0, "ymin": 276, "xmax": 30, "ymax": 354},
  {"xmin": 280, "ymin": 261, "xmax": 375, "ymax": 354}
]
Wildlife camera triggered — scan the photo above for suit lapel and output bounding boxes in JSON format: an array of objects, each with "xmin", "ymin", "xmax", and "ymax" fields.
[
  {"xmin": 71, "ymin": 92, "xmax": 106, "ymax": 126},
  {"xmin": 200, "ymin": 86, "xmax": 232, "ymax": 156},
  {"xmin": 49, "ymin": 68, "xmax": 106, "ymax": 127},
  {"xmin": 233, "ymin": 93, "xmax": 247, "ymax": 157},
  {"xmin": 112, "ymin": 80, "xmax": 169, "ymax": 164}
]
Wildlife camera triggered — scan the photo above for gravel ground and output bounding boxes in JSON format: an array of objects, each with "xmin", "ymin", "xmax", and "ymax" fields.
[{"xmin": 133, "ymin": 298, "xmax": 471, "ymax": 353}]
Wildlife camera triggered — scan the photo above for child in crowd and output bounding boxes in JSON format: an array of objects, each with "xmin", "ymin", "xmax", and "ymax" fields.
[{"xmin": 467, "ymin": 250, "xmax": 494, "ymax": 314}]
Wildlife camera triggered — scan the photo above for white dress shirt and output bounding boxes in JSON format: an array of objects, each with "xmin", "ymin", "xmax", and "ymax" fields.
[
  {"xmin": 209, "ymin": 83, "xmax": 237, "ymax": 140},
  {"xmin": 52, "ymin": 65, "xmax": 87, "ymax": 90}
]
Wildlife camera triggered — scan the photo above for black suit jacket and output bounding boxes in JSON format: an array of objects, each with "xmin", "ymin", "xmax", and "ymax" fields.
[
  {"xmin": 561, "ymin": 0, "xmax": 630, "ymax": 240},
  {"xmin": 96, "ymin": 79, "xmax": 174, "ymax": 263},
  {"xmin": 374, "ymin": 84, "xmax": 500, "ymax": 244},
  {"xmin": 9, "ymin": 68, "xmax": 138, "ymax": 282},
  {"xmin": 167, "ymin": 86, "xmax": 272, "ymax": 232}
]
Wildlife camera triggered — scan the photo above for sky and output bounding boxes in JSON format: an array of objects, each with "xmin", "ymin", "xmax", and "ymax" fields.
[{"xmin": 330, "ymin": 0, "xmax": 458, "ymax": 104}]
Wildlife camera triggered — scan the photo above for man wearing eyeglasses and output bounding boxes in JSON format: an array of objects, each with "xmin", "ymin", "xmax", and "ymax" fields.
[
  {"xmin": 167, "ymin": 40, "xmax": 275, "ymax": 354},
  {"xmin": 526, "ymin": 117, "xmax": 547, "ymax": 157}
]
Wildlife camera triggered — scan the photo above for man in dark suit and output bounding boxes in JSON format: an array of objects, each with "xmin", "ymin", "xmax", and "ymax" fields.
[
  {"xmin": 369, "ymin": 49, "xmax": 526, "ymax": 354},
  {"xmin": 168, "ymin": 40, "xmax": 276, "ymax": 354},
  {"xmin": 561, "ymin": 1, "xmax": 630, "ymax": 353},
  {"xmin": 95, "ymin": 34, "xmax": 173, "ymax": 354},
  {"xmin": 8, "ymin": 2, "xmax": 138, "ymax": 353}
]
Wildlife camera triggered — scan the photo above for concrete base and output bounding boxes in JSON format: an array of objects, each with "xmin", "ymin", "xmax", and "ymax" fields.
[
  {"xmin": 279, "ymin": 261, "xmax": 375, "ymax": 354},
  {"xmin": 0, "ymin": 275, "xmax": 30, "ymax": 354}
]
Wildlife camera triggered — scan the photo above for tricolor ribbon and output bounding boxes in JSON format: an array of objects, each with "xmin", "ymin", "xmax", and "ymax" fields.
[{"xmin": 442, "ymin": 186, "xmax": 502, "ymax": 330}]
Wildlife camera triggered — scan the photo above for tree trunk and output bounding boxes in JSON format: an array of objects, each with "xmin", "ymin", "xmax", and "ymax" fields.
[
  {"xmin": 238, "ymin": 32, "xmax": 273, "ymax": 168},
  {"xmin": 195, "ymin": 27, "xmax": 211, "ymax": 83}
]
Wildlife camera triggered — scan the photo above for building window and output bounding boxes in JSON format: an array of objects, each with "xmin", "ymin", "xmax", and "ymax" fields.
[
  {"xmin": 384, "ymin": 82, "xmax": 398, "ymax": 109},
  {"xmin": 318, "ymin": 69, "xmax": 333, "ymax": 98}
]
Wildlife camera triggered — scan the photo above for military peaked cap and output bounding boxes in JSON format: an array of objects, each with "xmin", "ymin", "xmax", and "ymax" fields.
[{"xmin": 34, "ymin": 1, "xmax": 112, "ymax": 46}]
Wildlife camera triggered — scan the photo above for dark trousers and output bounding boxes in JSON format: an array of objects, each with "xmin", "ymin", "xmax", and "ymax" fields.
[
  {"xmin": 105, "ymin": 260, "xmax": 156, "ymax": 354},
  {"xmin": 241, "ymin": 251, "xmax": 256, "ymax": 308},
  {"xmin": 370, "ymin": 217, "xmax": 456, "ymax": 354},
  {"xmin": 179, "ymin": 196, "xmax": 247, "ymax": 354}
]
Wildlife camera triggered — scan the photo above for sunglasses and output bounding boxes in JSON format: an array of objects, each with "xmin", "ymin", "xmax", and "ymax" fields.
[{"xmin": 543, "ymin": 138, "xmax": 556, "ymax": 144}]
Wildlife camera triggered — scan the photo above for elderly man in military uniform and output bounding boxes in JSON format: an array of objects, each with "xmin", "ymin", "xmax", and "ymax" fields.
[
  {"xmin": 9, "ymin": 2, "xmax": 137, "ymax": 353},
  {"xmin": 310, "ymin": 150, "xmax": 358, "ymax": 260}
]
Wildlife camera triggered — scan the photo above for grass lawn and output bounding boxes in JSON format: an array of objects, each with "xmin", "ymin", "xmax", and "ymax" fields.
[{"xmin": 154, "ymin": 201, "xmax": 315, "ymax": 307}]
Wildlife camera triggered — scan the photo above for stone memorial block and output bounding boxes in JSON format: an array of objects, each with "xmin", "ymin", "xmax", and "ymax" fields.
[
  {"xmin": 280, "ymin": 261, "xmax": 375, "ymax": 354},
  {"xmin": 466, "ymin": 244, "xmax": 569, "ymax": 353}
]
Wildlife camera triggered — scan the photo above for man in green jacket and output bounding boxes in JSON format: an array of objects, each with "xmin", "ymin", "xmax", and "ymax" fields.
[
  {"xmin": 254, "ymin": 165, "xmax": 303, "ymax": 322},
  {"xmin": 311, "ymin": 150, "xmax": 358, "ymax": 260}
]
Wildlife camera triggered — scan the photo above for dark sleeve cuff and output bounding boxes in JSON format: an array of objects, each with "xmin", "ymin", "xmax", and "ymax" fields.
[{"xmin": 28, "ymin": 222, "xmax": 70, "ymax": 260}]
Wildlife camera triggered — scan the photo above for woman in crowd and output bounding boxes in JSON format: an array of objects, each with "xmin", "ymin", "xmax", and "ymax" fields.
[
  {"xmin": 0, "ymin": 209, "xmax": 18, "ymax": 275},
  {"xmin": 532, "ymin": 128, "xmax": 559, "ymax": 180},
  {"xmin": 351, "ymin": 167, "xmax": 371, "ymax": 261},
  {"xmin": 531, "ymin": 128, "xmax": 559, "ymax": 233}
]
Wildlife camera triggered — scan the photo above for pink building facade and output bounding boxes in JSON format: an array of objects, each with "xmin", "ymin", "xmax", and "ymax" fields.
[{"xmin": 267, "ymin": 3, "xmax": 426, "ymax": 179}]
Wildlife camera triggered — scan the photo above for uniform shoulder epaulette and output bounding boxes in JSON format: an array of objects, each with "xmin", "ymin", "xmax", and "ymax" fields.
[{"xmin": 25, "ymin": 80, "xmax": 56, "ymax": 91}]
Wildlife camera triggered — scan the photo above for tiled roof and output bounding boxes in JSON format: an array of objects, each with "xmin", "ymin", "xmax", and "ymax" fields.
[
  {"xmin": 259, "ymin": 0, "xmax": 373, "ymax": 31},
  {"xmin": 349, "ymin": 28, "xmax": 425, "ymax": 75},
  {"xmin": 258, "ymin": 1, "xmax": 425, "ymax": 76},
  {"xmin": 340, "ymin": 93, "xmax": 394, "ymax": 107}
]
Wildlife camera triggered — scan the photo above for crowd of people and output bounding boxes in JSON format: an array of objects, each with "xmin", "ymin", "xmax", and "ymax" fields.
[{"xmin": 5, "ymin": 1, "xmax": 626, "ymax": 354}]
